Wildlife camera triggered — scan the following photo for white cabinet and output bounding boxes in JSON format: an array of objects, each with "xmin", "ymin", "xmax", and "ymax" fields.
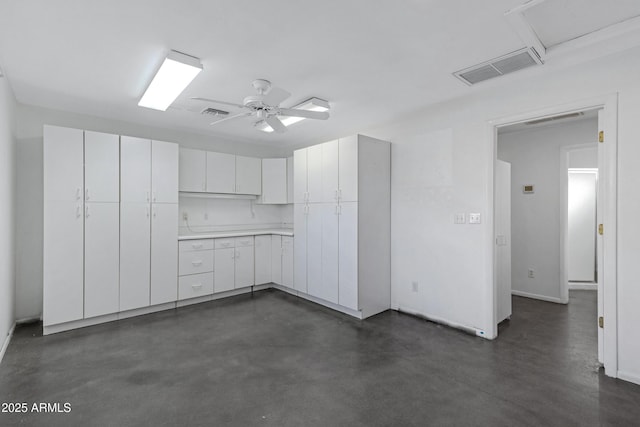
[
  {"xmin": 84, "ymin": 202, "xmax": 120, "ymax": 318},
  {"xmin": 293, "ymin": 204, "xmax": 307, "ymax": 293},
  {"xmin": 152, "ymin": 140, "xmax": 179, "ymax": 203},
  {"xmin": 206, "ymin": 151, "xmax": 236, "ymax": 194},
  {"xmin": 254, "ymin": 235, "xmax": 272, "ymax": 285},
  {"xmin": 235, "ymin": 244, "xmax": 255, "ymax": 288},
  {"xmin": 236, "ymin": 155, "xmax": 261, "ymax": 195},
  {"xmin": 281, "ymin": 236, "xmax": 294, "ymax": 289},
  {"xmin": 151, "ymin": 203, "xmax": 178, "ymax": 305},
  {"xmin": 293, "ymin": 135, "xmax": 390, "ymax": 318},
  {"xmin": 119, "ymin": 203, "xmax": 151, "ymax": 311},
  {"xmin": 287, "ymin": 156, "xmax": 294, "ymax": 204},
  {"xmin": 215, "ymin": 247, "xmax": 235, "ymax": 293},
  {"xmin": 121, "ymin": 136, "xmax": 151, "ymax": 203},
  {"xmin": 179, "ymin": 148, "xmax": 206, "ymax": 192},
  {"xmin": 271, "ymin": 235, "xmax": 282, "ymax": 285},
  {"xmin": 179, "ymin": 273, "xmax": 214, "ymax": 300},
  {"xmin": 178, "ymin": 239, "xmax": 214, "ymax": 301},
  {"xmin": 261, "ymin": 158, "xmax": 287, "ymax": 204},
  {"xmin": 44, "ymin": 126, "xmax": 121, "ymax": 326}
]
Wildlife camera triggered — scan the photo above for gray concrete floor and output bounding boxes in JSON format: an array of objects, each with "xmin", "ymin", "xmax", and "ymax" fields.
[{"xmin": 1, "ymin": 289, "xmax": 639, "ymax": 426}]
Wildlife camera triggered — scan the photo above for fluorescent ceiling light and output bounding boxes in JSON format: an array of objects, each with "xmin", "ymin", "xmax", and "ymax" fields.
[
  {"xmin": 138, "ymin": 50, "xmax": 202, "ymax": 111},
  {"xmin": 256, "ymin": 98, "xmax": 330, "ymax": 132}
]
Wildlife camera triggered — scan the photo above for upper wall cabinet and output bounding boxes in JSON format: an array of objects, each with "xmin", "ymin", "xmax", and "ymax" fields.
[
  {"xmin": 179, "ymin": 148, "xmax": 206, "ymax": 193},
  {"xmin": 178, "ymin": 148, "xmax": 262, "ymax": 196},
  {"xmin": 152, "ymin": 140, "xmax": 179, "ymax": 203},
  {"xmin": 261, "ymin": 158, "xmax": 287, "ymax": 204}
]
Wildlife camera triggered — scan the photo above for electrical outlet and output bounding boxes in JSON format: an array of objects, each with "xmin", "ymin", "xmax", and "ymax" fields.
[
  {"xmin": 182, "ymin": 212, "xmax": 188, "ymax": 221},
  {"xmin": 412, "ymin": 281, "xmax": 419, "ymax": 292},
  {"xmin": 469, "ymin": 213, "xmax": 481, "ymax": 224},
  {"xmin": 528, "ymin": 268, "xmax": 534, "ymax": 278},
  {"xmin": 454, "ymin": 213, "xmax": 466, "ymax": 224}
]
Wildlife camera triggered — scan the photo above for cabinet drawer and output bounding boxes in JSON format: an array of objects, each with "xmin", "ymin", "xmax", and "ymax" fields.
[
  {"xmin": 179, "ymin": 239, "xmax": 214, "ymax": 252},
  {"xmin": 215, "ymin": 238, "xmax": 235, "ymax": 249},
  {"xmin": 179, "ymin": 250, "xmax": 214, "ymax": 275},
  {"xmin": 235, "ymin": 236, "xmax": 254, "ymax": 247},
  {"xmin": 178, "ymin": 272, "xmax": 214, "ymax": 300}
]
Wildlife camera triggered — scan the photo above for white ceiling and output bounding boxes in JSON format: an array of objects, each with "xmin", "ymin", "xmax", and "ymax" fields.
[{"xmin": 0, "ymin": 0, "xmax": 639, "ymax": 148}]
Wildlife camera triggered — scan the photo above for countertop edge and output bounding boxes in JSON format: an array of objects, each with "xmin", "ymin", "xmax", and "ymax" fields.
[{"xmin": 178, "ymin": 229, "xmax": 294, "ymax": 240}]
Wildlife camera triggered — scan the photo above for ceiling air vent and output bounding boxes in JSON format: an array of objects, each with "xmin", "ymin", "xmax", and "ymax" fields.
[
  {"xmin": 201, "ymin": 107, "xmax": 229, "ymax": 117},
  {"xmin": 453, "ymin": 47, "xmax": 543, "ymax": 86}
]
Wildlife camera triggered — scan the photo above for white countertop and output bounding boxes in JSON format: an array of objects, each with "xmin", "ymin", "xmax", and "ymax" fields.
[{"xmin": 178, "ymin": 228, "xmax": 294, "ymax": 240}]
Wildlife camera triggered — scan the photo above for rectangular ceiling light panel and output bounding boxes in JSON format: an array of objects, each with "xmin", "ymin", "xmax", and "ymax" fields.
[
  {"xmin": 453, "ymin": 47, "xmax": 542, "ymax": 86},
  {"xmin": 138, "ymin": 50, "xmax": 203, "ymax": 111}
]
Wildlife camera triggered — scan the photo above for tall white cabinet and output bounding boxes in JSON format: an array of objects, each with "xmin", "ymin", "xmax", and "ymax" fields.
[
  {"xmin": 293, "ymin": 135, "xmax": 391, "ymax": 318},
  {"xmin": 44, "ymin": 126, "xmax": 179, "ymax": 333}
]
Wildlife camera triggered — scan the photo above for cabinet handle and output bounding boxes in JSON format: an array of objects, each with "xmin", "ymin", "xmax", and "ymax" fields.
[
  {"xmin": 192, "ymin": 243, "xmax": 203, "ymax": 249},
  {"xmin": 85, "ymin": 188, "xmax": 90, "ymax": 201},
  {"xmin": 335, "ymin": 205, "xmax": 339, "ymax": 215},
  {"xmin": 85, "ymin": 206, "xmax": 90, "ymax": 218},
  {"xmin": 76, "ymin": 188, "xmax": 81, "ymax": 201},
  {"xmin": 334, "ymin": 189, "xmax": 339, "ymax": 200},
  {"xmin": 304, "ymin": 191, "xmax": 309, "ymax": 202},
  {"xmin": 152, "ymin": 207, "xmax": 157, "ymax": 218},
  {"xmin": 152, "ymin": 191, "xmax": 157, "ymax": 202},
  {"xmin": 146, "ymin": 191, "xmax": 150, "ymax": 202},
  {"xmin": 338, "ymin": 189, "xmax": 342, "ymax": 200},
  {"xmin": 146, "ymin": 206, "xmax": 150, "ymax": 218},
  {"xmin": 191, "ymin": 283, "xmax": 202, "ymax": 289},
  {"xmin": 76, "ymin": 205, "xmax": 82, "ymax": 218},
  {"xmin": 191, "ymin": 260, "xmax": 203, "ymax": 267}
]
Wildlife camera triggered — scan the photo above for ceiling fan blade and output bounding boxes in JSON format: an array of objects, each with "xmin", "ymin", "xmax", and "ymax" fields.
[
  {"xmin": 210, "ymin": 111, "xmax": 253, "ymax": 126},
  {"xmin": 278, "ymin": 108, "xmax": 329, "ymax": 120},
  {"xmin": 265, "ymin": 115, "xmax": 287, "ymax": 133},
  {"xmin": 190, "ymin": 97, "xmax": 247, "ymax": 109},
  {"xmin": 263, "ymin": 87, "xmax": 291, "ymax": 106}
]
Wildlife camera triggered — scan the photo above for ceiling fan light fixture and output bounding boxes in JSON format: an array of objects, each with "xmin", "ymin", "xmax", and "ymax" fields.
[
  {"xmin": 138, "ymin": 50, "xmax": 203, "ymax": 111},
  {"xmin": 280, "ymin": 97, "xmax": 330, "ymax": 126},
  {"xmin": 254, "ymin": 120, "xmax": 274, "ymax": 133}
]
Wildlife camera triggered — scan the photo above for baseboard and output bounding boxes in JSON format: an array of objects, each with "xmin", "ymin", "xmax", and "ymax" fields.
[
  {"xmin": 0, "ymin": 323, "xmax": 16, "ymax": 364},
  {"xmin": 512, "ymin": 290, "xmax": 568, "ymax": 304},
  {"xmin": 16, "ymin": 316, "xmax": 41, "ymax": 325},
  {"xmin": 568, "ymin": 283, "xmax": 597, "ymax": 290},
  {"xmin": 618, "ymin": 370, "xmax": 640, "ymax": 386},
  {"xmin": 396, "ymin": 306, "xmax": 491, "ymax": 339}
]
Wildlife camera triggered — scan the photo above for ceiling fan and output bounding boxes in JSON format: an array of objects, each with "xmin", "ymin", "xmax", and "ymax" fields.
[{"xmin": 191, "ymin": 79, "xmax": 329, "ymax": 133}]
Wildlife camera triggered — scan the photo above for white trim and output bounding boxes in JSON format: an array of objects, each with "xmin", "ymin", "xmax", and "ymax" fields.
[
  {"xmin": 511, "ymin": 290, "xmax": 568, "ymax": 304},
  {"xmin": 617, "ymin": 371, "xmax": 640, "ymax": 386},
  {"xmin": 568, "ymin": 283, "xmax": 597, "ymax": 290},
  {"xmin": 15, "ymin": 316, "xmax": 42, "ymax": 325},
  {"xmin": 490, "ymin": 93, "xmax": 618, "ymax": 378},
  {"xmin": 0, "ymin": 323, "xmax": 16, "ymax": 364},
  {"xmin": 398, "ymin": 306, "xmax": 488, "ymax": 338}
]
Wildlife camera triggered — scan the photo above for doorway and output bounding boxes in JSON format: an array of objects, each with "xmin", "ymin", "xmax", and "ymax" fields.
[{"xmin": 490, "ymin": 95, "xmax": 618, "ymax": 378}]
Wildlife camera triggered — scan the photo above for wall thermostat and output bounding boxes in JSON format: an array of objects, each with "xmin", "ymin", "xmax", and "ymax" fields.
[{"xmin": 523, "ymin": 185, "xmax": 534, "ymax": 194}]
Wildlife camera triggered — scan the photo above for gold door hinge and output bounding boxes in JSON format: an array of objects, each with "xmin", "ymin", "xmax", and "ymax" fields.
[
  {"xmin": 598, "ymin": 224, "xmax": 604, "ymax": 235},
  {"xmin": 599, "ymin": 130, "xmax": 604, "ymax": 143},
  {"xmin": 599, "ymin": 316, "xmax": 604, "ymax": 328}
]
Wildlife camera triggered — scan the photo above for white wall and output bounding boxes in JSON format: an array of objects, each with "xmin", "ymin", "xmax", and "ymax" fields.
[
  {"xmin": 0, "ymin": 73, "xmax": 16, "ymax": 353},
  {"xmin": 365, "ymin": 46, "xmax": 640, "ymax": 383},
  {"xmin": 15, "ymin": 104, "xmax": 284, "ymax": 321},
  {"xmin": 497, "ymin": 119, "xmax": 597, "ymax": 302},
  {"xmin": 179, "ymin": 197, "xmax": 292, "ymax": 235}
]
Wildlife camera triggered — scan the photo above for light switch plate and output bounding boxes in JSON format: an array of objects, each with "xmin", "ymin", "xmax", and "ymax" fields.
[{"xmin": 469, "ymin": 213, "xmax": 481, "ymax": 224}]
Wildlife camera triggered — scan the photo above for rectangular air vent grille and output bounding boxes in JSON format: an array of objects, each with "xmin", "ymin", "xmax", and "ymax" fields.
[
  {"xmin": 201, "ymin": 107, "xmax": 229, "ymax": 117},
  {"xmin": 453, "ymin": 47, "xmax": 543, "ymax": 86}
]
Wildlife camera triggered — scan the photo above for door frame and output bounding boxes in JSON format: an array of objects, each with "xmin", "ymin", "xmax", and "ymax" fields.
[{"xmin": 488, "ymin": 94, "xmax": 618, "ymax": 378}]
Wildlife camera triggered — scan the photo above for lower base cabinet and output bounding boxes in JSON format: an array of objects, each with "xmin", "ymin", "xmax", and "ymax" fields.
[
  {"xmin": 179, "ymin": 272, "xmax": 214, "ymax": 300},
  {"xmin": 281, "ymin": 236, "xmax": 294, "ymax": 288}
]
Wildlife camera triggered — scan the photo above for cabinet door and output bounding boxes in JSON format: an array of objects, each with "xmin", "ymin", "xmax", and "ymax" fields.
[
  {"xmin": 254, "ymin": 235, "xmax": 272, "ymax": 285},
  {"xmin": 287, "ymin": 156, "xmax": 294, "ymax": 204},
  {"xmin": 307, "ymin": 144, "xmax": 323, "ymax": 203},
  {"xmin": 306, "ymin": 203, "xmax": 323, "ymax": 298},
  {"xmin": 281, "ymin": 236, "xmax": 294, "ymax": 289},
  {"xmin": 215, "ymin": 248, "xmax": 235, "ymax": 293},
  {"xmin": 152, "ymin": 140, "xmax": 179, "ymax": 203},
  {"xmin": 43, "ymin": 201, "xmax": 84, "ymax": 326},
  {"xmin": 321, "ymin": 140, "xmax": 339, "ymax": 203},
  {"xmin": 339, "ymin": 136, "xmax": 358, "ymax": 202},
  {"xmin": 84, "ymin": 131, "xmax": 120, "ymax": 203},
  {"xmin": 319, "ymin": 203, "xmax": 339, "ymax": 304},
  {"xmin": 339, "ymin": 202, "xmax": 358, "ymax": 310},
  {"xmin": 293, "ymin": 149, "xmax": 307, "ymax": 203},
  {"xmin": 261, "ymin": 158, "xmax": 287, "ymax": 204},
  {"xmin": 271, "ymin": 235, "xmax": 282, "ymax": 285},
  {"xmin": 179, "ymin": 148, "xmax": 206, "ymax": 193},
  {"xmin": 120, "ymin": 203, "xmax": 151, "ymax": 311},
  {"xmin": 236, "ymin": 155, "xmax": 262, "ymax": 195},
  {"xmin": 121, "ymin": 136, "xmax": 151, "ymax": 203},
  {"xmin": 84, "ymin": 202, "xmax": 120, "ymax": 318},
  {"xmin": 293, "ymin": 204, "xmax": 307, "ymax": 293},
  {"xmin": 235, "ymin": 245, "xmax": 255, "ymax": 288},
  {"xmin": 151, "ymin": 203, "xmax": 178, "ymax": 305},
  {"xmin": 43, "ymin": 125, "xmax": 83, "ymax": 202},
  {"xmin": 207, "ymin": 152, "xmax": 236, "ymax": 194}
]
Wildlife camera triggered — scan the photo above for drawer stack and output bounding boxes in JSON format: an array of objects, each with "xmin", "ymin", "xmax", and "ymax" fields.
[{"xmin": 178, "ymin": 239, "xmax": 214, "ymax": 300}]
